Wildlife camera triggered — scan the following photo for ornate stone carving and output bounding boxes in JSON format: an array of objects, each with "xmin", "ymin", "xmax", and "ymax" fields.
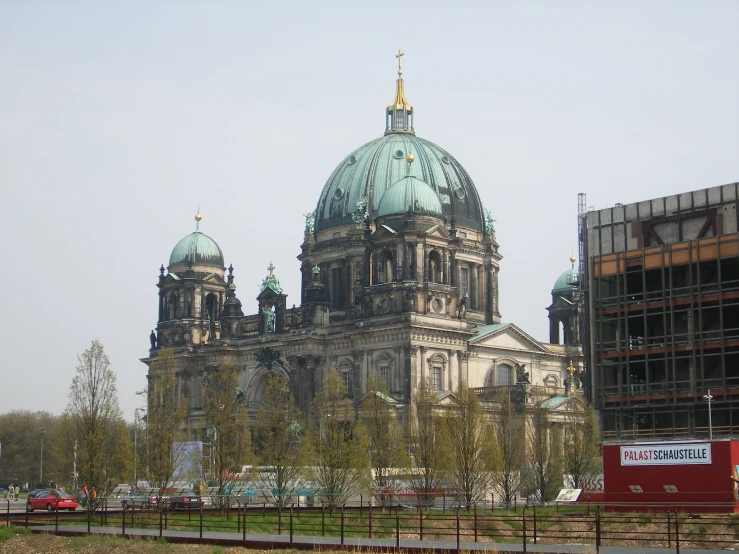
[{"xmin": 403, "ymin": 344, "xmax": 419, "ymax": 357}]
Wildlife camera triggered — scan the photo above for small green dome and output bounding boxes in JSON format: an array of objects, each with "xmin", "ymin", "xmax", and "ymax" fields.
[
  {"xmin": 553, "ymin": 268, "xmax": 579, "ymax": 293},
  {"xmin": 169, "ymin": 231, "xmax": 224, "ymax": 269},
  {"xmin": 377, "ymin": 175, "xmax": 443, "ymax": 218}
]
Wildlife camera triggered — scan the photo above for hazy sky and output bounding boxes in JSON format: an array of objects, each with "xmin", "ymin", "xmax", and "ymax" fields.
[{"xmin": 1, "ymin": 1, "xmax": 737, "ymax": 420}]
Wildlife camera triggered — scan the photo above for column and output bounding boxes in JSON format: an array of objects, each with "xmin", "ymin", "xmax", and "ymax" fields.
[
  {"xmin": 419, "ymin": 346, "xmax": 426, "ymax": 386},
  {"xmin": 471, "ymin": 264, "xmax": 479, "ymax": 310},
  {"xmin": 448, "ymin": 350, "xmax": 456, "ymax": 391},
  {"xmin": 477, "ymin": 265, "xmax": 485, "ymax": 313}
]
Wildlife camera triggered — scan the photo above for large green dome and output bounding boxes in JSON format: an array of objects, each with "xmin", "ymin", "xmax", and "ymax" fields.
[
  {"xmin": 377, "ymin": 175, "xmax": 443, "ymax": 218},
  {"xmin": 169, "ymin": 230, "xmax": 224, "ymax": 269},
  {"xmin": 315, "ymin": 132, "xmax": 484, "ymax": 233}
]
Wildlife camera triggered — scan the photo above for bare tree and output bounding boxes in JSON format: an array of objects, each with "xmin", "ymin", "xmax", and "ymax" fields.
[
  {"xmin": 522, "ymin": 405, "xmax": 564, "ymax": 502},
  {"xmin": 203, "ymin": 361, "xmax": 252, "ymax": 504},
  {"xmin": 446, "ymin": 383, "xmax": 499, "ymax": 507},
  {"xmin": 253, "ymin": 373, "xmax": 311, "ymax": 508},
  {"xmin": 67, "ymin": 340, "xmax": 131, "ymax": 509},
  {"xmin": 145, "ymin": 348, "xmax": 188, "ymax": 500},
  {"xmin": 563, "ymin": 401, "xmax": 601, "ymax": 488},
  {"xmin": 310, "ymin": 370, "xmax": 370, "ymax": 511},
  {"xmin": 493, "ymin": 392, "xmax": 525, "ymax": 505},
  {"xmin": 408, "ymin": 378, "xmax": 450, "ymax": 507},
  {"xmin": 360, "ymin": 371, "xmax": 407, "ymax": 506}
]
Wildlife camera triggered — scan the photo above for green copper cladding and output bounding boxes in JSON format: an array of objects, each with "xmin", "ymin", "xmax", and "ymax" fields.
[
  {"xmin": 314, "ymin": 132, "xmax": 485, "ymax": 233},
  {"xmin": 169, "ymin": 230, "xmax": 224, "ymax": 269},
  {"xmin": 552, "ymin": 268, "xmax": 579, "ymax": 293},
  {"xmin": 377, "ymin": 175, "xmax": 442, "ymax": 217}
]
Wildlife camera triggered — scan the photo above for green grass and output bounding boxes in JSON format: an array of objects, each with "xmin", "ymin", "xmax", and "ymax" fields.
[{"xmin": 0, "ymin": 525, "xmax": 29, "ymax": 544}]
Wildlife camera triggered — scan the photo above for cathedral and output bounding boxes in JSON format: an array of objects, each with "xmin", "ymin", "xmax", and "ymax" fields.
[{"xmin": 143, "ymin": 55, "xmax": 584, "ymax": 438}]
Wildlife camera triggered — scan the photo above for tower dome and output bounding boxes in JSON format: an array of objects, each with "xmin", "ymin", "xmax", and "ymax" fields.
[
  {"xmin": 168, "ymin": 212, "xmax": 224, "ymax": 271},
  {"xmin": 552, "ymin": 256, "xmax": 579, "ymax": 293},
  {"xmin": 313, "ymin": 57, "xmax": 485, "ymax": 233}
]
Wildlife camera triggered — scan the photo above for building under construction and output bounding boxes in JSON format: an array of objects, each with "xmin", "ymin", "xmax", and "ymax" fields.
[{"xmin": 582, "ymin": 182, "xmax": 739, "ymax": 440}]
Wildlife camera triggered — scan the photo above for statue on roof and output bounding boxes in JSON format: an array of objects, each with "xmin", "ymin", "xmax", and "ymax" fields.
[
  {"xmin": 260, "ymin": 261, "xmax": 284, "ymax": 294},
  {"xmin": 483, "ymin": 206, "xmax": 496, "ymax": 235},
  {"xmin": 353, "ymin": 196, "xmax": 369, "ymax": 225},
  {"xmin": 515, "ymin": 363, "xmax": 530, "ymax": 384},
  {"xmin": 304, "ymin": 211, "xmax": 316, "ymax": 235},
  {"xmin": 263, "ymin": 306, "xmax": 276, "ymax": 332}
]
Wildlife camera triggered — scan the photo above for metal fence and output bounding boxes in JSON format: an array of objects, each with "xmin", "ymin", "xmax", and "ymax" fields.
[{"xmin": 4, "ymin": 498, "xmax": 739, "ymax": 552}]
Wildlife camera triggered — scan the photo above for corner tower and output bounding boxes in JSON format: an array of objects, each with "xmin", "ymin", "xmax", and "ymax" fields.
[{"xmin": 154, "ymin": 212, "xmax": 229, "ymax": 349}]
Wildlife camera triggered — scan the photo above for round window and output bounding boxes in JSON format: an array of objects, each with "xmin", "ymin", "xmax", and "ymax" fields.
[
  {"xmin": 431, "ymin": 298, "xmax": 443, "ymax": 313},
  {"xmin": 393, "ymin": 149, "xmax": 405, "ymax": 159},
  {"xmin": 347, "ymin": 155, "xmax": 357, "ymax": 165},
  {"xmin": 334, "ymin": 188, "xmax": 344, "ymax": 200},
  {"xmin": 441, "ymin": 155, "xmax": 451, "ymax": 164}
]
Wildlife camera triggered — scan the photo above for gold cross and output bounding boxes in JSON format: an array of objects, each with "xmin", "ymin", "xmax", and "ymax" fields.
[
  {"xmin": 396, "ymin": 49, "xmax": 404, "ymax": 76},
  {"xmin": 567, "ymin": 360, "xmax": 576, "ymax": 377},
  {"xmin": 267, "ymin": 261, "xmax": 275, "ymax": 277}
]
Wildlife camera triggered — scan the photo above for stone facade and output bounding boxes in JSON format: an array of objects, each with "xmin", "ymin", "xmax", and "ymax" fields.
[{"xmin": 142, "ymin": 68, "xmax": 584, "ymax": 438}]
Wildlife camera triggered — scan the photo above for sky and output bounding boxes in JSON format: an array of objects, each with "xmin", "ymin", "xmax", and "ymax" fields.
[{"xmin": 1, "ymin": 0, "xmax": 737, "ymax": 421}]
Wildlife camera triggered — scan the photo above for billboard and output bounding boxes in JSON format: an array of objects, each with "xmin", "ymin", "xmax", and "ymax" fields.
[{"xmin": 173, "ymin": 441, "xmax": 203, "ymax": 482}]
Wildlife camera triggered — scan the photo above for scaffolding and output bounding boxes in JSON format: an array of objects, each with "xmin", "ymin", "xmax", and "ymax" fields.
[{"xmin": 585, "ymin": 183, "xmax": 739, "ymax": 441}]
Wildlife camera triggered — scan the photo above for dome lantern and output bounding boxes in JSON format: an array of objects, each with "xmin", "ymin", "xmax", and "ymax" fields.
[{"xmin": 385, "ymin": 50, "xmax": 414, "ymax": 135}]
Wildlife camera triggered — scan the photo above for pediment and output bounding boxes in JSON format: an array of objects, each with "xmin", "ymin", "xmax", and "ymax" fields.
[
  {"xmin": 547, "ymin": 296, "xmax": 575, "ymax": 311},
  {"xmin": 469, "ymin": 323, "xmax": 551, "ymax": 353},
  {"xmin": 355, "ymin": 390, "xmax": 400, "ymax": 407},
  {"xmin": 423, "ymin": 225, "xmax": 451, "ymax": 240},
  {"xmin": 371, "ymin": 225, "xmax": 399, "ymax": 240},
  {"xmin": 202, "ymin": 273, "xmax": 226, "ymax": 285},
  {"xmin": 537, "ymin": 394, "xmax": 586, "ymax": 412}
]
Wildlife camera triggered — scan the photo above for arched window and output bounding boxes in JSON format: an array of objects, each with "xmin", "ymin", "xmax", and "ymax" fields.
[
  {"xmin": 167, "ymin": 293, "xmax": 179, "ymax": 320},
  {"xmin": 428, "ymin": 251, "xmax": 442, "ymax": 283},
  {"xmin": 374, "ymin": 353, "xmax": 393, "ymax": 389},
  {"xmin": 485, "ymin": 368, "xmax": 495, "ymax": 388},
  {"xmin": 496, "ymin": 364, "xmax": 513, "ymax": 386},
  {"xmin": 378, "ymin": 249, "xmax": 394, "ymax": 283},
  {"xmin": 428, "ymin": 353, "xmax": 447, "ymax": 391}
]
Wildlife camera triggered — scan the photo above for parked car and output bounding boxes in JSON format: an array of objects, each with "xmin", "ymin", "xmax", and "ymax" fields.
[
  {"xmin": 27, "ymin": 489, "xmax": 45, "ymax": 500},
  {"xmin": 122, "ymin": 490, "xmax": 169, "ymax": 510},
  {"xmin": 26, "ymin": 490, "xmax": 78, "ymax": 512},
  {"xmin": 168, "ymin": 494, "xmax": 203, "ymax": 511}
]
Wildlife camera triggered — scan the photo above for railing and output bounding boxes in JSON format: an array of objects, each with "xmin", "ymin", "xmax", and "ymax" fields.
[{"xmin": 5, "ymin": 498, "xmax": 739, "ymax": 551}]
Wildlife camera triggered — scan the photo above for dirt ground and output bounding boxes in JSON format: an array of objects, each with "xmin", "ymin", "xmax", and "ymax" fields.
[{"xmin": 0, "ymin": 533, "xmax": 308, "ymax": 554}]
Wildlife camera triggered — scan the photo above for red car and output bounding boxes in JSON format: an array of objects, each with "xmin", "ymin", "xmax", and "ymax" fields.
[{"xmin": 26, "ymin": 489, "xmax": 78, "ymax": 512}]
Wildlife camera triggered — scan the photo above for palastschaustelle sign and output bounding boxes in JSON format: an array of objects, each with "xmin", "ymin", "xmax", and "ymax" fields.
[{"xmin": 620, "ymin": 443, "xmax": 711, "ymax": 466}]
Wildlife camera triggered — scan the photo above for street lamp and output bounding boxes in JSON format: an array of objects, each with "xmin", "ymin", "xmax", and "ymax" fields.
[
  {"xmin": 40, "ymin": 429, "xmax": 46, "ymax": 485},
  {"xmin": 134, "ymin": 407, "xmax": 146, "ymax": 489},
  {"xmin": 703, "ymin": 390, "xmax": 714, "ymax": 440}
]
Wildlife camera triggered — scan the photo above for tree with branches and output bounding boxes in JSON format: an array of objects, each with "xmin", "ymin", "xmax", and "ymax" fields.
[
  {"xmin": 563, "ymin": 401, "xmax": 601, "ymax": 488},
  {"xmin": 253, "ymin": 373, "xmax": 311, "ymax": 508},
  {"xmin": 360, "ymin": 371, "xmax": 407, "ymax": 506},
  {"xmin": 310, "ymin": 370, "xmax": 369, "ymax": 511},
  {"xmin": 145, "ymin": 348, "xmax": 188, "ymax": 500},
  {"xmin": 522, "ymin": 404, "xmax": 564, "ymax": 502},
  {"xmin": 67, "ymin": 340, "xmax": 131, "ymax": 510},
  {"xmin": 446, "ymin": 382, "xmax": 499, "ymax": 507},
  {"xmin": 493, "ymin": 391, "xmax": 526, "ymax": 505},
  {"xmin": 407, "ymin": 378, "xmax": 451, "ymax": 507},
  {"xmin": 203, "ymin": 361, "xmax": 252, "ymax": 505}
]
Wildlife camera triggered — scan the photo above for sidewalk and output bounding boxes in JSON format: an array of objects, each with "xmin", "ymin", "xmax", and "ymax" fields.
[{"xmin": 32, "ymin": 524, "xmax": 722, "ymax": 554}]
